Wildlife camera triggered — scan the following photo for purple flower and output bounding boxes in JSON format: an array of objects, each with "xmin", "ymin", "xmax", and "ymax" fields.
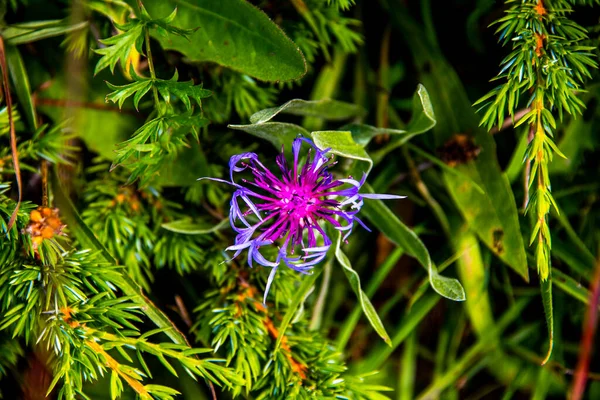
[{"xmin": 200, "ymin": 137, "xmax": 403, "ymax": 303}]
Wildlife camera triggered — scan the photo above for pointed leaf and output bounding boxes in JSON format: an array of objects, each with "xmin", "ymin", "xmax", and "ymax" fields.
[
  {"xmin": 5, "ymin": 45, "xmax": 37, "ymax": 130},
  {"xmin": 2, "ymin": 19, "xmax": 88, "ymax": 45},
  {"xmin": 333, "ymin": 232, "xmax": 391, "ymax": 345},
  {"xmin": 540, "ymin": 275, "xmax": 554, "ymax": 365},
  {"xmin": 311, "ymin": 130, "xmax": 372, "ymax": 173}
]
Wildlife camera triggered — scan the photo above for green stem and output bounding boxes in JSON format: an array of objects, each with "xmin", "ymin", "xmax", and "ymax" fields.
[
  {"xmin": 144, "ymin": 27, "xmax": 160, "ymax": 108},
  {"xmin": 309, "ymin": 258, "xmax": 332, "ymax": 330}
]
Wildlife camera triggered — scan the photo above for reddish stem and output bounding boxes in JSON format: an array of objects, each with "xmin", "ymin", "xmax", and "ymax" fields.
[{"xmin": 571, "ymin": 255, "xmax": 600, "ymax": 400}]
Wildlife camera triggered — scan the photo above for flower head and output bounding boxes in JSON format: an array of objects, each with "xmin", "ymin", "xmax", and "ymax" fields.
[{"xmin": 200, "ymin": 137, "xmax": 403, "ymax": 303}]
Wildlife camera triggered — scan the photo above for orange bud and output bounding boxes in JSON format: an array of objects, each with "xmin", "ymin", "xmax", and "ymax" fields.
[
  {"xmin": 41, "ymin": 226, "xmax": 54, "ymax": 239},
  {"xmin": 46, "ymin": 216, "xmax": 62, "ymax": 230},
  {"xmin": 30, "ymin": 210, "xmax": 43, "ymax": 222}
]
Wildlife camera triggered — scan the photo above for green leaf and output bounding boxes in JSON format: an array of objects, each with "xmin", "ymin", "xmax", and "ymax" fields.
[
  {"xmin": 249, "ymin": 98, "xmax": 365, "ymax": 124},
  {"xmin": 95, "ymin": 23, "xmax": 144, "ymax": 74},
  {"xmin": 312, "ymin": 130, "xmax": 372, "ymax": 173},
  {"xmin": 142, "ymin": 0, "xmax": 307, "ymax": 82},
  {"xmin": 106, "ymin": 79, "xmax": 153, "ymax": 110},
  {"xmin": 442, "ymin": 129, "xmax": 529, "ymax": 281},
  {"xmin": 2, "ymin": 19, "xmax": 88, "ymax": 45},
  {"xmin": 333, "ymin": 232, "xmax": 391, "ymax": 345},
  {"xmin": 336, "ymin": 247, "xmax": 405, "ymax": 351},
  {"xmin": 105, "ymin": 71, "xmax": 212, "ymax": 110},
  {"xmin": 161, "ymin": 218, "xmax": 228, "ymax": 235},
  {"xmin": 154, "ymin": 75, "xmax": 212, "ymax": 110},
  {"xmin": 228, "ymin": 122, "xmax": 309, "ymax": 151},
  {"xmin": 540, "ymin": 275, "xmax": 553, "ymax": 365},
  {"xmin": 360, "ymin": 184, "xmax": 466, "ymax": 301},
  {"xmin": 356, "ymin": 84, "xmax": 437, "ymax": 164}
]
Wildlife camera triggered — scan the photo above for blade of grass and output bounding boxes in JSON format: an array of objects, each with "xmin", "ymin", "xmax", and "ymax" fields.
[
  {"xmin": 416, "ymin": 298, "xmax": 529, "ymax": 400},
  {"xmin": 398, "ymin": 332, "xmax": 417, "ymax": 400}
]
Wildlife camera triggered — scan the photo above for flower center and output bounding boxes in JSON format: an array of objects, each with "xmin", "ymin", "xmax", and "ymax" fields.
[{"xmin": 280, "ymin": 185, "xmax": 317, "ymax": 219}]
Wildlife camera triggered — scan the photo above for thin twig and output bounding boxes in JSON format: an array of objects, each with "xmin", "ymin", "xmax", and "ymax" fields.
[
  {"xmin": 33, "ymin": 97, "xmax": 142, "ymax": 116},
  {"xmin": 0, "ymin": 37, "xmax": 22, "ymax": 231}
]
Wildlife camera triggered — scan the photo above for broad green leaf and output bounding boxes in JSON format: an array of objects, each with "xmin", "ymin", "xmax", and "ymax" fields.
[
  {"xmin": 228, "ymin": 122, "xmax": 309, "ymax": 151},
  {"xmin": 249, "ymin": 98, "xmax": 365, "ymax": 124},
  {"xmin": 312, "ymin": 130, "xmax": 372, "ymax": 173},
  {"xmin": 2, "ymin": 19, "xmax": 88, "ymax": 45},
  {"xmin": 333, "ymin": 232, "xmax": 391, "ymax": 346},
  {"xmin": 390, "ymin": 2, "xmax": 528, "ymax": 281},
  {"xmin": 443, "ymin": 129, "xmax": 529, "ymax": 281},
  {"xmin": 540, "ymin": 276, "xmax": 553, "ymax": 365},
  {"xmin": 360, "ymin": 183, "xmax": 466, "ymax": 301},
  {"xmin": 161, "ymin": 218, "xmax": 228, "ymax": 235},
  {"xmin": 5, "ymin": 45, "xmax": 37, "ymax": 130},
  {"xmin": 142, "ymin": 0, "xmax": 307, "ymax": 82},
  {"xmin": 407, "ymin": 143, "xmax": 485, "ymax": 195}
]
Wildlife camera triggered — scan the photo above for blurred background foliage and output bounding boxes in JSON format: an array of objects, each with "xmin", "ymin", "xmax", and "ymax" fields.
[{"xmin": 0, "ymin": 0, "xmax": 600, "ymax": 399}]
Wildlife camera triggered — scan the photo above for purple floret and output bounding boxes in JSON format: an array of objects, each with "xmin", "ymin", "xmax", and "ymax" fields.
[{"xmin": 200, "ymin": 137, "xmax": 403, "ymax": 303}]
